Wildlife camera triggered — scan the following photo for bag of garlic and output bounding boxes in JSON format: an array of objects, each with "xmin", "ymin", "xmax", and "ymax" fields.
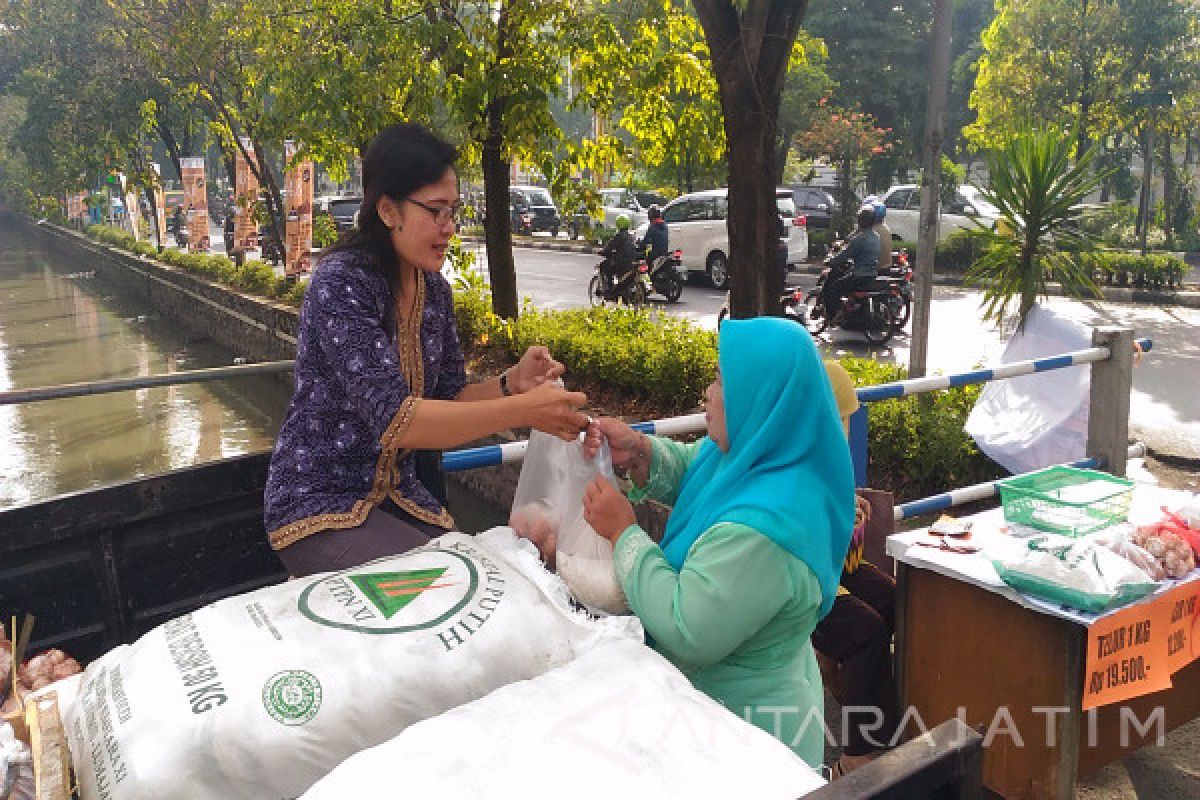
[
  {"xmin": 299, "ymin": 635, "xmax": 825, "ymax": 800},
  {"xmin": 510, "ymin": 430, "xmax": 629, "ymax": 615},
  {"xmin": 63, "ymin": 530, "xmax": 637, "ymax": 800}
]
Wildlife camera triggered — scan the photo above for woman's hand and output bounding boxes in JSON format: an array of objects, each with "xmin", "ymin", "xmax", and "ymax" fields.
[
  {"xmin": 582, "ymin": 417, "xmax": 640, "ymax": 470},
  {"xmin": 520, "ymin": 382, "xmax": 590, "ymax": 441},
  {"xmin": 510, "ymin": 345, "xmax": 566, "ymax": 393},
  {"xmin": 583, "ymin": 476, "xmax": 637, "ymax": 544}
]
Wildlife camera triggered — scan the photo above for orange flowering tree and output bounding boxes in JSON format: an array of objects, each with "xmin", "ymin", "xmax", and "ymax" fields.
[{"xmin": 795, "ymin": 108, "xmax": 892, "ymax": 235}]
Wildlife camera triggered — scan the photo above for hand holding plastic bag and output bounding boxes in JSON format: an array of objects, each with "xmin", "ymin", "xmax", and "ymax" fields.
[{"xmin": 510, "ymin": 430, "xmax": 629, "ymax": 615}]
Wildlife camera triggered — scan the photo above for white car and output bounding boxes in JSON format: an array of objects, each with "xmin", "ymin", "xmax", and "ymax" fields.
[
  {"xmin": 635, "ymin": 188, "xmax": 808, "ymax": 289},
  {"xmin": 598, "ymin": 188, "xmax": 668, "ymax": 231},
  {"xmin": 879, "ymin": 184, "xmax": 1000, "ymax": 242}
]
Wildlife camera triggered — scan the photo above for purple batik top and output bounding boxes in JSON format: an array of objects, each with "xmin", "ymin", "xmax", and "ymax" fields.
[{"xmin": 264, "ymin": 249, "xmax": 467, "ymax": 550}]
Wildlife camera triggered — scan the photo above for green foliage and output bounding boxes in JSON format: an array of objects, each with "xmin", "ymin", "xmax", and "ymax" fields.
[
  {"xmin": 840, "ymin": 358, "xmax": 1003, "ymax": 500},
  {"xmin": 934, "ymin": 230, "xmax": 988, "ymax": 273},
  {"xmin": 312, "ymin": 212, "xmax": 338, "ymax": 249},
  {"xmin": 1083, "ymin": 251, "xmax": 1187, "ymax": 289},
  {"xmin": 965, "ymin": 128, "xmax": 1109, "ymax": 329},
  {"xmin": 452, "ymin": 278, "xmax": 717, "ymax": 412}
]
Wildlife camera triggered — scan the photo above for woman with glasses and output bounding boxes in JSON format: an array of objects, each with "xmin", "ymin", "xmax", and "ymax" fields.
[{"xmin": 264, "ymin": 123, "xmax": 589, "ymax": 577}]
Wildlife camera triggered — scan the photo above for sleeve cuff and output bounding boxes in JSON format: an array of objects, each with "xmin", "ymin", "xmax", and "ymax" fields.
[
  {"xmin": 624, "ymin": 436, "xmax": 670, "ymax": 503},
  {"xmin": 612, "ymin": 524, "xmax": 654, "ymax": 584}
]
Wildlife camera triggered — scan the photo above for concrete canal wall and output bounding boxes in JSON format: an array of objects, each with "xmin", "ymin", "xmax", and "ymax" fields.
[{"xmin": 27, "ymin": 219, "xmax": 672, "ymax": 536}]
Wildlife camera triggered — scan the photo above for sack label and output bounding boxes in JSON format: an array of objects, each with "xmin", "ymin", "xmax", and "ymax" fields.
[
  {"xmin": 297, "ymin": 542, "xmax": 488, "ymax": 635},
  {"xmin": 262, "ymin": 669, "xmax": 323, "ymax": 726}
]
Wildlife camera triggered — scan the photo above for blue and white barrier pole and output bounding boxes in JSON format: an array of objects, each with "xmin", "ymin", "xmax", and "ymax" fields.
[
  {"xmin": 444, "ymin": 338, "xmax": 1153, "ymax": 478},
  {"xmin": 892, "ymin": 442, "xmax": 1147, "ymax": 522},
  {"xmin": 443, "ymin": 412, "xmax": 707, "ymax": 474},
  {"xmin": 849, "ymin": 338, "xmax": 1152, "ymax": 487}
]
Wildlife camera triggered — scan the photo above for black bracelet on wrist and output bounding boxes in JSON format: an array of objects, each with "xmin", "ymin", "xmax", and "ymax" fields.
[{"xmin": 500, "ymin": 369, "xmax": 513, "ymax": 396}]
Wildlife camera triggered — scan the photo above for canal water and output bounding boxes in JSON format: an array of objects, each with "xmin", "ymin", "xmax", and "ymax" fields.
[{"xmin": 0, "ymin": 222, "xmax": 504, "ymax": 529}]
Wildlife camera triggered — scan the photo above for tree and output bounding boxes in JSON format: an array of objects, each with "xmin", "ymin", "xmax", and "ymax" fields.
[
  {"xmin": 804, "ymin": 0, "xmax": 932, "ymax": 186},
  {"xmin": 775, "ymin": 32, "xmax": 834, "ymax": 186},
  {"xmin": 690, "ymin": 0, "xmax": 806, "ymax": 318},
  {"xmin": 965, "ymin": 128, "xmax": 1108, "ymax": 330},
  {"xmin": 427, "ymin": 0, "xmax": 593, "ymax": 319},
  {"xmin": 794, "ymin": 108, "xmax": 892, "ymax": 234}
]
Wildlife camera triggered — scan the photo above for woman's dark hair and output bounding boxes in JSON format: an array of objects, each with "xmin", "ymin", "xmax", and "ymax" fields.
[
  {"xmin": 327, "ymin": 123, "xmax": 457, "ymax": 283},
  {"xmin": 856, "ymin": 207, "xmax": 877, "ymax": 229}
]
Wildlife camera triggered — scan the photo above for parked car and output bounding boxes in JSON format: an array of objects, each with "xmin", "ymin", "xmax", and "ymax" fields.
[
  {"xmin": 880, "ymin": 184, "xmax": 1000, "ymax": 242},
  {"xmin": 597, "ymin": 188, "xmax": 668, "ymax": 231},
  {"xmin": 790, "ymin": 185, "xmax": 855, "ymax": 231},
  {"xmin": 327, "ymin": 196, "xmax": 363, "ymax": 233},
  {"xmin": 636, "ymin": 187, "xmax": 808, "ymax": 289},
  {"xmin": 510, "ymin": 185, "xmax": 561, "ymax": 237}
]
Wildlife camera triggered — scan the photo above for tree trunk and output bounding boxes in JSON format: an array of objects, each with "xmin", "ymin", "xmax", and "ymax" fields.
[
  {"xmin": 1162, "ymin": 134, "xmax": 1174, "ymax": 240},
  {"xmin": 155, "ymin": 122, "xmax": 184, "ymax": 184},
  {"xmin": 478, "ymin": 0, "xmax": 518, "ymax": 320},
  {"xmin": 908, "ymin": 0, "xmax": 953, "ymax": 378},
  {"xmin": 481, "ymin": 102, "xmax": 518, "ymax": 320},
  {"xmin": 692, "ymin": 0, "xmax": 805, "ymax": 319}
]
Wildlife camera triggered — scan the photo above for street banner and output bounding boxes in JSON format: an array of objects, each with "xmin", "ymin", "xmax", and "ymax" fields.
[
  {"xmin": 66, "ymin": 192, "xmax": 88, "ymax": 224},
  {"xmin": 180, "ymin": 157, "xmax": 210, "ymax": 252},
  {"xmin": 1083, "ymin": 578, "xmax": 1200, "ymax": 710},
  {"xmin": 152, "ymin": 164, "xmax": 167, "ymax": 246},
  {"xmin": 234, "ymin": 138, "xmax": 260, "ymax": 251},
  {"xmin": 283, "ymin": 140, "xmax": 313, "ymax": 275}
]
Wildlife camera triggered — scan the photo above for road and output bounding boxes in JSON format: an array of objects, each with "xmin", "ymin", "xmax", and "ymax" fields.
[{"xmin": 462, "ymin": 243, "xmax": 1200, "ymax": 461}]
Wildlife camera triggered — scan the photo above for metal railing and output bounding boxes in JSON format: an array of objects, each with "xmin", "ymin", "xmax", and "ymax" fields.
[{"xmin": 3, "ymin": 330, "xmax": 1152, "ymax": 523}]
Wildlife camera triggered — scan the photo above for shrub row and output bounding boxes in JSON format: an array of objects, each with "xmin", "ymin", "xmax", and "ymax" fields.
[
  {"xmin": 894, "ymin": 231, "xmax": 1187, "ymax": 289},
  {"xmin": 452, "ymin": 272, "xmax": 998, "ymax": 501},
  {"xmin": 84, "ymin": 224, "xmax": 308, "ymax": 307}
]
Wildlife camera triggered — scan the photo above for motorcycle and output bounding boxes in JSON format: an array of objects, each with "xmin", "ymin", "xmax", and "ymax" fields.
[
  {"xmin": 588, "ymin": 258, "xmax": 650, "ymax": 308},
  {"xmin": 883, "ymin": 249, "xmax": 913, "ymax": 330},
  {"xmin": 717, "ymin": 287, "xmax": 807, "ymax": 328},
  {"xmin": 644, "ymin": 248, "xmax": 686, "ymax": 303},
  {"xmin": 802, "ymin": 263, "xmax": 899, "ymax": 345}
]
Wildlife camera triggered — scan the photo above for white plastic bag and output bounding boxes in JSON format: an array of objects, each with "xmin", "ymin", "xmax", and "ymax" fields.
[
  {"xmin": 991, "ymin": 533, "xmax": 1159, "ymax": 613},
  {"xmin": 511, "ymin": 430, "xmax": 629, "ymax": 615},
  {"xmin": 63, "ymin": 530, "xmax": 633, "ymax": 800},
  {"xmin": 300, "ymin": 636, "xmax": 825, "ymax": 800},
  {"xmin": 965, "ymin": 305, "xmax": 1091, "ymax": 474}
]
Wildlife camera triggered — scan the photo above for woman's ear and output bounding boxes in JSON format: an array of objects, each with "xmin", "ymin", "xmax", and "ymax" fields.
[{"xmin": 376, "ymin": 195, "xmax": 400, "ymax": 230}]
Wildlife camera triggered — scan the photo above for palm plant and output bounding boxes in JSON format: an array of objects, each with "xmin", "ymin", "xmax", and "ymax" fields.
[{"xmin": 966, "ymin": 128, "xmax": 1112, "ymax": 330}]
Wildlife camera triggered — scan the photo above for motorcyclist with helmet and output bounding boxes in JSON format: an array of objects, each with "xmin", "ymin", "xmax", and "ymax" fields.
[
  {"xmin": 639, "ymin": 204, "xmax": 669, "ymax": 266},
  {"xmin": 863, "ymin": 195, "xmax": 892, "ymax": 271},
  {"xmin": 600, "ymin": 214, "xmax": 638, "ymax": 296},
  {"xmin": 819, "ymin": 205, "xmax": 880, "ymax": 321}
]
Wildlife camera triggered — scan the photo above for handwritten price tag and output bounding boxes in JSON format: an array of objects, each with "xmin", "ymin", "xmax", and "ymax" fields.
[{"xmin": 1083, "ymin": 579, "xmax": 1200, "ymax": 711}]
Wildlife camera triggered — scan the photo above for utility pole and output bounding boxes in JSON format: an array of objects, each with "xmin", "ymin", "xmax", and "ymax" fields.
[{"xmin": 908, "ymin": 0, "xmax": 953, "ymax": 379}]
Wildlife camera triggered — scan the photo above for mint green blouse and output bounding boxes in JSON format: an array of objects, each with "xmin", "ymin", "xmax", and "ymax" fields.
[{"xmin": 614, "ymin": 436, "xmax": 826, "ymax": 767}]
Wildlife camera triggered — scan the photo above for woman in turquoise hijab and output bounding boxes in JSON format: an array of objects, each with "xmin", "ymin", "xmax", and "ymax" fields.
[{"xmin": 582, "ymin": 317, "xmax": 855, "ymax": 767}]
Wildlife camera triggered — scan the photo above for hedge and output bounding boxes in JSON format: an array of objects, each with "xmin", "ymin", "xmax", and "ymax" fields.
[
  {"xmin": 451, "ymin": 269, "xmax": 998, "ymax": 501},
  {"xmin": 84, "ymin": 224, "xmax": 309, "ymax": 307},
  {"xmin": 893, "ymin": 232, "xmax": 1186, "ymax": 288}
]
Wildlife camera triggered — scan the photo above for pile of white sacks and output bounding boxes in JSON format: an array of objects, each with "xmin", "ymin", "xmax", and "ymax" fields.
[{"xmin": 55, "ymin": 529, "xmax": 823, "ymax": 800}]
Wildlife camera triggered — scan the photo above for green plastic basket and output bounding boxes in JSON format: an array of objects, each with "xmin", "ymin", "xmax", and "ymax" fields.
[{"xmin": 997, "ymin": 466, "xmax": 1133, "ymax": 537}]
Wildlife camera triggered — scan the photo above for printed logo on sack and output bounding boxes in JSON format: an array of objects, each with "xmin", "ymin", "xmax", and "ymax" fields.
[
  {"xmin": 297, "ymin": 548, "xmax": 478, "ymax": 634},
  {"xmin": 262, "ymin": 670, "xmax": 322, "ymax": 726}
]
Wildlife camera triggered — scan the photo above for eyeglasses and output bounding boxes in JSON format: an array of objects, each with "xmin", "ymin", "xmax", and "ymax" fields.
[{"xmin": 404, "ymin": 196, "xmax": 461, "ymax": 226}]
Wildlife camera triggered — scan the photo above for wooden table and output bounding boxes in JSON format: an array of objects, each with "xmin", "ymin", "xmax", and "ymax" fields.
[{"xmin": 887, "ymin": 487, "xmax": 1200, "ymax": 799}]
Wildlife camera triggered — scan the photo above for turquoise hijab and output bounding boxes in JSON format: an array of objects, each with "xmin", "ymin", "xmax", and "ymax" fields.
[{"xmin": 658, "ymin": 318, "xmax": 855, "ymax": 618}]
